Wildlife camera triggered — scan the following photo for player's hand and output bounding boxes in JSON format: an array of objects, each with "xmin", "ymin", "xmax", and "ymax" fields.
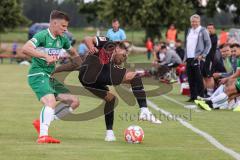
[
  {"xmin": 219, "ymin": 78, "xmax": 228, "ymax": 84},
  {"xmin": 88, "ymin": 47, "xmax": 98, "ymax": 54},
  {"xmin": 45, "ymin": 55, "xmax": 57, "ymax": 65}
]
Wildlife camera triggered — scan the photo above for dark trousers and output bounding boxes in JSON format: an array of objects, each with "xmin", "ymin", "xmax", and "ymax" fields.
[{"xmin": 186, "ymin": 58, "xmax": 204, "ymax": 99}]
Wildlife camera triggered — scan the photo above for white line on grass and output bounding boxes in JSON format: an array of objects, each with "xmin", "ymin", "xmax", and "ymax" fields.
[
  {"xmin": 147, "ymin": 99, "xmax": 240, "ymax": 160},
  {"xmin": 162, "ymin": 95, "xmax": 201, "ymax": 112},
  {"xmin": 150, "ymin": 94, "xmax": 202, "ymax": 112},
  {"xmin": 161, "ymin": 95, "xmax": 186, "ymax": 106}
]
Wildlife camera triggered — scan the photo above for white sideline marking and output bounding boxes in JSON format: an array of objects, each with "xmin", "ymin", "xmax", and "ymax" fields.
[
  {"xmin": 161, "ymin": 95, "xmax": 201, "ymax": 112},
  {"xmin": 147, "ymin": 99, "xmax": 240, "ymax": 160}
]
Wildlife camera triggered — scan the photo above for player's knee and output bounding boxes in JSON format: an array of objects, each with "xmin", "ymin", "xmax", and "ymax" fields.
[
  {"xmin": 41, "ymin": 95, "xmax": 57, "ymax": 108},
  {"xmin": 104, "ymin": 92, "xmax": 116, "ymax": 102},
  {"xmin": 104, "ymin": 93, "xmax": 116, "ymax": 114},
  {"xmin": 225, "ymin": 85, "xmax": 235, "ymax": 95},
  {"xmin": 131, "ymin": 75, "xmax": 143, "ymax": 90}
]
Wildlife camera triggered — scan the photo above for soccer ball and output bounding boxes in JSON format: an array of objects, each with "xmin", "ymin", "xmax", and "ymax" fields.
[{"xmin": 124, "ymin": 125, "xmax": 144, "ymax": 143}]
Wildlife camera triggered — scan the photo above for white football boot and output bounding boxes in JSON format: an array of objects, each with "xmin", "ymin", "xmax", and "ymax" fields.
[
  {"xmin": 139, "ymin": 107, "xmax": 162, "ymax": 124},
  {"xmin": 104, "ymin": 130, "xmax": 116, "ymax": 142}
]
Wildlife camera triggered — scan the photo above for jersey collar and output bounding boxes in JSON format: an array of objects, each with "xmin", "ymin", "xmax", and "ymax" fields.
[
  {"xmin": 112, "ymin": 28, "xmax": 119, "ymax": 32},
  {"xmin": 47, "ymin": 28, "xmax": 57, "ymax": 39}
]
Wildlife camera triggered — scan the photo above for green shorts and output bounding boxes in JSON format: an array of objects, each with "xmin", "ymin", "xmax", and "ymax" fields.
[
  {"xmin": 235, "ymin": 77, "xmax": 240, "ymax": 93},
  {"xmin": 28, "ymin": 73, "xmax": 70, "ymax": 100}
]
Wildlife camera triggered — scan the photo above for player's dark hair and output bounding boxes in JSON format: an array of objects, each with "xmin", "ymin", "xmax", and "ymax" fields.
[
  {"xmin": 50, "ymin": 10, "xmax": 70, "ymax": 22},
  {"xmin": 219, "ymin": 43, "xmax": 229, "ymax": 49},
  {"xmin": 161, "ymin": 45, "xmax": 167, "ymax": 50},
  {"xmin": 207, "ymin": 23, "xmax": 215, "ymax": 27},
  {"xmin": 230, "ymin": 43, "xmax": 240, "ymax": 48}
]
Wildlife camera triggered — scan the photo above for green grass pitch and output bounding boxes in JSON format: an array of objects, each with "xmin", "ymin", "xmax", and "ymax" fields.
[{"xmin": 0, "ymin": 54, "xmax": 239, "ymax": 160}]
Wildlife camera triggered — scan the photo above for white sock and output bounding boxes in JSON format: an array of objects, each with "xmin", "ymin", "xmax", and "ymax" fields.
[
  {"xmin": 54, "ymin": 102, "xmax": 74, "ymax": 120},
  {"xmin": 219, "ymin": 101, "xmax": 229, "ymax": 109},
  {"xmin": 140, "ymin": 107, "xmax": 149, "ymax": 113},
  {"xmin": 207, "ymin": 88, "xmax": 214, "ymax": 96},
  {"xmin": 40, "ymin": 106, "xmax": 54, "ymax": 137},
  {"xmin": 211, "ymin": 85, "xmax": 224, "ymax": 98},
  {"xmin": 211, "ymin": 92, "xmax": 228, "ymax": 109},
  {"xmin": 228, "ymin": 99, "xmax": 236, "ymax": 109},
  {"xmin": 106, "ymin": 130, "xmax": 114, "ymax": 135}
]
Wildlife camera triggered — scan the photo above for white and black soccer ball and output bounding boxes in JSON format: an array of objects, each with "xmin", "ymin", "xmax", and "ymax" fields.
[{"xmin": 124, "ymin": 125, "xmax": 144, "ymax": 144}]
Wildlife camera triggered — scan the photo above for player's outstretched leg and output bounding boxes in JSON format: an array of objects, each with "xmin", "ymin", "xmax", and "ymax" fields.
[
  {"xmin": 124, "ymin": 72, "xmax": 162, "ymax": 124},
  {"xmin": 33, "ymin": 94, "xmax": 79, "ymax": 137},
  {"xmin": 54, "ymin": 93, "xmax": 79, "ymax": 120},
  {"xmin": 196, "ymin": 79, "xmax": 240, "ymax": 111},
  {"xmin": 195, "ymin": 91, "xmax": 228, "ymax": 111},
  {"xmin": 197, "ymin": 84, "xmax": 225, "ymax": 101}
]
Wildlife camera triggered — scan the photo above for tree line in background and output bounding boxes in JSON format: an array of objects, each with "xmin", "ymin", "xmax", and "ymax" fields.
[
  {"xmin": 0, "ymin": 0, "xmax": 28, "ymax": 32},
  {"xmin": 78, "ymin": 0, "xmax": 240, "ymax": 40},
  {"xmin": 0, "ymin": 0, "xmax": 240, "ymax": 40},
  {"xmin": 22, "ymin": 0, "xmax": 91, "ymax": 27}
]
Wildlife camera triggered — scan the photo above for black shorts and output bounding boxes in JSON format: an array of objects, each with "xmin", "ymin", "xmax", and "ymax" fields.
[
  {"xmin": 201, "ymin": 58, "xmax": 213, "ymax": 78},
  {"xmin": 78, "ymin": 55, "xmax": 126, "ymax": 98}
]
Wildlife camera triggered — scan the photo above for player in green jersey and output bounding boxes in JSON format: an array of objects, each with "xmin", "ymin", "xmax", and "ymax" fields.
[
  {"xmin": 195, "ymin": 43, "xmax": 240, "ymax": 111},
  {"xmin": 22, "ymin": 10, "xmax": 81, "ymax": 144}
]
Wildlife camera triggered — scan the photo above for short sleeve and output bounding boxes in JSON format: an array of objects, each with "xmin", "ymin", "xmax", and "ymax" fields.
[
  {"xmin": 121, "ymin": 29, "xmax": 126, "ymax": 40},
  {"xmin": 237, "ymin": 59, "xmax": 240, "ymax": 70},
  {"xmin": 95, "ymin": 36, "xmax": 109, "ymax": 48},
  {"xmin": 30, "ymin": 32, "xmax": 45, "ymax": 48},
  {"xmin": 63, "ymin": 36, "xmax": 71, "ymax": 50},
  {"xmin": 106, "ymin": 29, "xmax": 111, "ymax": 39}
]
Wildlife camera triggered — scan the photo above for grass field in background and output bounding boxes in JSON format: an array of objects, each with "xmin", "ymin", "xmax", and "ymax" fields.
[
  {"xmin": 0, "ymin": 27, "xmax": 228, "ymax": 49},
  {"xmin": 0, "ymin": 54, "xmax": 239, "ymax": 160},
  {"xmin": 0, "ymin": 28, "xmax": 149, "ymax": 46},
  {"xmin": 0, "ymin": 27, "xmax": 225, "ymax": 46}
]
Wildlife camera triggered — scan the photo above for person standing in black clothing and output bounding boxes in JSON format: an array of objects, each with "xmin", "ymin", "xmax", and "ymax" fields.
[{"xmin": 202, "ymin": 23, "xmax": 218, "ymax": 96}]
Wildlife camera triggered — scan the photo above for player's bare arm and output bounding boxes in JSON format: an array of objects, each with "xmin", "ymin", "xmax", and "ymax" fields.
[
  {"xmin": 22, "ymin": 41, "xmax": 56, "ymax": 64},
  {"xmin": 52, "ymin": 47, "xmax": 82, "ymax": 74},
  {"xmin": 53, "ymin": 56, "xmax": 82, "ymax": 74},
  {"xmin": 84, "ymin": 36, "xmax": 98, "ymax": 54},
  {"xmin": 220, "ymin": 69, "xmax": 240, "ymax": 84},
  {"xmin": 67, "ymin": 47, "xmax": 79, "ymax": 57}
]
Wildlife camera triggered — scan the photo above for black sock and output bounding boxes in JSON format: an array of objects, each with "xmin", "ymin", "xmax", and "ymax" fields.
[
  {"xmin": 205, "ymin": 100, "xmax": 213, "ymax": 108},
  {"xmin": 130, "ymin": 76, "xmax": 147, "ymax": 108},
  {"xmin": 104, "ymin": 97, "xmax": 115, "ymax": 130}
]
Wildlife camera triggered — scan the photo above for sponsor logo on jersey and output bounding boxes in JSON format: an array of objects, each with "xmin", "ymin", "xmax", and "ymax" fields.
[{"xmin": 48, "ymin": 48, "xmax": 61, "ymax": 56}]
